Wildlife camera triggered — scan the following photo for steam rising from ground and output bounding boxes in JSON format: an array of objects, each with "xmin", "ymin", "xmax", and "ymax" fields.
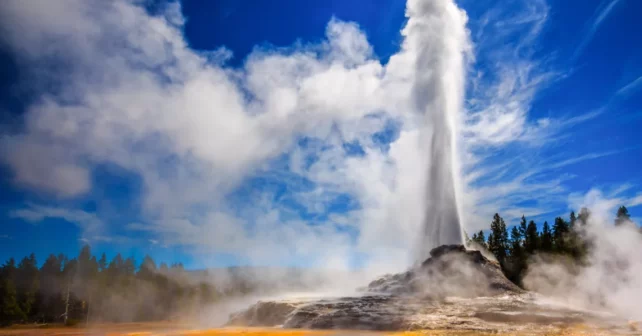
[{"xmin": 524, "ymin": 190, "xmax": 642, "ymax": 321}]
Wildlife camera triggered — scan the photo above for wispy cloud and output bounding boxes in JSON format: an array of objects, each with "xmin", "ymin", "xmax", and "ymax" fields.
[
  {"xmin": 616, "ymin": 75, "xmax": 642, "ymax": 96},
  {"xmin": 544, "ymin": 150, "xmax": 623, "ymax": 171},
  {"xmin": 462, "ymin": 1, "xmax": 558, "ymax": 228},
  {"xmin": 459, "ymin": 0, "xmax": 626, "ymax": 231},
  {"xmin": 463, "ymin": 0, "xmax": 556, "ymax": 148},
  {"xmin": 11, "ymin": 204, "xmax": 140, "ymax": 245},
  {"xmin": 78, "ymin": 235, "xmax": 132, "ymax": 245},
  {"xmin": 572, "ymin": 0, "xmax": 623, "ymax": 60},
  {"xmin": 10, "ymin": 204, "xmax": 104, "ymax": 239}
]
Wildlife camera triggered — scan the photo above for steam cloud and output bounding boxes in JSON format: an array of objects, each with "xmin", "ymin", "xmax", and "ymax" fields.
[
  {"xmin": 0, "ymin": 0, "xmax": 471, "ymax": 272},
  {"xmin": 403, "ymin": 0, "xmax": 469, "ymax": 260},
  {"xmin": 524, "ymin": 190, "xmax": 642, "ymax": 321},
  {"xmin": 1, "ymin": 0, "xmax": 641, "ymax": 326}
]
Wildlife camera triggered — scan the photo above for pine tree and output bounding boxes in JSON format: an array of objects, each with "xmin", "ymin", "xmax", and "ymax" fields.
[
  {"xmin": 78, "ymin": 245, "xmax": 91, "ymax": 267},
  {"xmin": 98, "ymin": 253, "xmax": 107, "ymax": 272},
  {"xmin": 477, "ymin": 230, "xmax": 486, "ymax": 247},
  {"xmin": 171, "ymin": 262, "xmax": 185, "ymax": 270},
  {"xmin": 77, "ymin": 246, "xmax": 98, "ymax": 283},
  {"xmin": 510, "ymin": 226, "xmax": 523, "ymax": 256},
  {"xmin": 0, "ymin": 259, "xmax": 25, "ymax": 325},
  {"xmin": 506, "ymin": 226, "xmax": 526, "ymax": 285},
  {"xmin": 39, "ymin": 254, "xmax": 63, "ymax": 290},
  {"xmin": 62, "ymin": 258, "xmax": 77, "ymax": 280},
  {"xmin": 16, "ymin": 254, "xmax": 39, "ymax": 319},
  {"xmin": 138, "ymin": 255, "xmax": 157, "ymax": 282},
  {"xmin": 524, "ymin": 220, "xmax": 539, "ymax": 254},
  {"xmin": 77, "ymin": 246, "xmax": 99, "ymax": 323},
  {"xmin": 487, "ymin": 213, "xmax": 509, "ymax": 265},
  {"xmin": 38, "ymin": 254, "xmax": 64, "ymax": 322},
  {"xmin": 519, "ymin": 215, "xmax": 527, "ymax": 238},
  {"xmin": 123, "ymin": 257, "xmax": 136, "ymax": 276},
  {"xmin": 540, "ymin": 221, "xmax": 553, "ymax": 252},
  {"xmin": 0, "ymin": 277, "xmax": 23, "ymax": 325},
  {"xmin": 569, "ymin": 211, "xmax": 577, "ymax": 228},
  {"xmin": 615, "ymin": 206, "xmax": 631, "ymax": 226},
  {"xmin": 471, "ymin": 230, "xmax": 486, "ymax": 248},
  {"xmin": 566, "ymin": 211, "xmax": 583, "ymax": 260},
  {"xmin": 107, "ymin": 254, "xmax": 124, "ymax": 279},
  {"xmin": 552, "ymin": 217, "xmax": 570, "ymax": 253},
  {"xmin": 578, "ymin": 207, "xmax": 590, "ymax": 225}
]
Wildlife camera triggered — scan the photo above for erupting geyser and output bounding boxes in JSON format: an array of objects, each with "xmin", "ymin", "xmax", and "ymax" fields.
[
  {"xmin": 405, "ymin": 0, "xmax": 469, "ymax": 260},
  {"xmin": 225, "ymin": 2, "xmax": 629, "ymax": 332}
]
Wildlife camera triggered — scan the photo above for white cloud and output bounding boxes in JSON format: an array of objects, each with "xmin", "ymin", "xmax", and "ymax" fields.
[
  {"xmin": 0, "ymin": 137, "xmax": 91, "ymax": 197},
  {"xmin": 0, "ymin": 0, "xmax": 471, "ymax": 273},
  {"xmin": 0, "ymin": 0, "xmax": 634, "ymax": 277},
  {"xmin": 463, "ymin": 0, "xmax": 554, "ymax": 148}
]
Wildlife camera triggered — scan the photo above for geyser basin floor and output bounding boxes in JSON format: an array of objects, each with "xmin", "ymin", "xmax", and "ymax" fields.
[
  {"xmin": 1, "ymin": 326, "xmax": 639, "ymax": 336},
  {"xmin": 225, "ymin": 246, "xmax": 639, "ymax": 335},
  {"xmin": 225, "ymin": 293, "xmax": 638, "ymax": 334}
]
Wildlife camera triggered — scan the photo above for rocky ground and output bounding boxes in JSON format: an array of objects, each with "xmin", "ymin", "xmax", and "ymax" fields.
[
  {"xmin": 3, "ymin": 247, "xmax": 637, "ymax": 335},
  {"xmin": 226, "ymin": 245, "xmax": 638, "ymax": 334},
  {"xmin": 2, "ymin": 326, "xmax": 638, "ymax": 336}
]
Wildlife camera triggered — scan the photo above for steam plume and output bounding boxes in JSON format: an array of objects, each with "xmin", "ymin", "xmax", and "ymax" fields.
[{"xmin": 403, "ymin": 0, "xmax": 470, "ymax": 260}]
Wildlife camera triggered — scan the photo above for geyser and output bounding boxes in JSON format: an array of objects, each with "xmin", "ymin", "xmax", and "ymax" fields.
[
  {"xmin": 404, "ymin": 0, "xmax": 470, "ymax": 259},
  {"xmin": 226, "ymin": 245, "xmax": 611, "ymax": 332}
]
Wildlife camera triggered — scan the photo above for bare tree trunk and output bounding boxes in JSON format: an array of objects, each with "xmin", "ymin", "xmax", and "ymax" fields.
[{"xmin": 63, "ymin": 279, "xmax": 70, "ymax": 325}]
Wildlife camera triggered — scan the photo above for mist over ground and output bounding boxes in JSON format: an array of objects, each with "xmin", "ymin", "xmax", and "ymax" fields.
[
  {"xmin": 523, "ymin": 192, "xmax": 642, "ymax": 321},
  {"xmin": 0, "ymin": 0, "xmax": 641, "ymax": 331}
]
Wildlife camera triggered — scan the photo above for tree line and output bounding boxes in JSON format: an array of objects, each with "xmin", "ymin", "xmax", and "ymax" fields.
[
  {"xmin": 0, "ymin": 245, "xmax": 242, "ymax": 326},
  {"xmin": 1, "ymin": 206, "xmax": 637, "ymax": 326},
  {"xmin": 467, "ymin": 206, "xmax": 635, "ymax": 286}
]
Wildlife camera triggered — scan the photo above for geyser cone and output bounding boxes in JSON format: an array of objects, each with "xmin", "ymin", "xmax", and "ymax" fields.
[{"xmin": 403, "ymin": 0, "xmax": 470, "ymax": 259}]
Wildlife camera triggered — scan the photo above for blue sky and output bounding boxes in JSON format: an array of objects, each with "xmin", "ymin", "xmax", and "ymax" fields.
[{"xmin": 0, "ymin": 0, "xmax": 640, "ymax": 270}]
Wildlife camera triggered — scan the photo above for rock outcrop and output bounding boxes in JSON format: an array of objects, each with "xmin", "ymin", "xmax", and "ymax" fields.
[
  {"xmin": 226, "ymin": 245, "xmax": 532, "ymax": 330},
  {"xmin": 366, "ymin": 244, "xmax": 522, "ymax": 297}
]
